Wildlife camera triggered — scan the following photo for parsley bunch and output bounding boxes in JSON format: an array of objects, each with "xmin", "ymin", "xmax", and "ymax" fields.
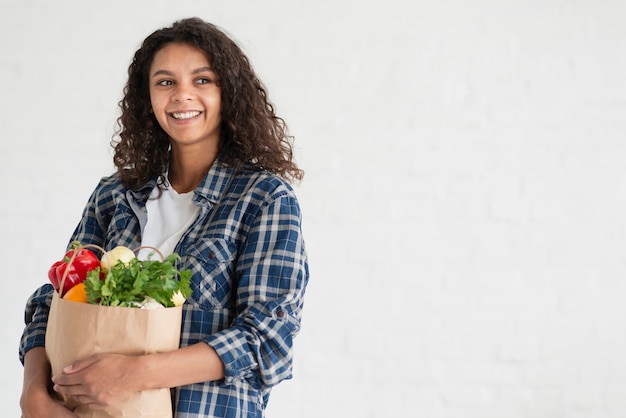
[{"xmin": 85, "ymin": 253, "xmax": 192, "ymax": 308}]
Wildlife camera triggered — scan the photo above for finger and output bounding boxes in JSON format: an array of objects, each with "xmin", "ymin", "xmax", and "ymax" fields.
[
  {"xmin": 51, "ymin": 369, "xmax": 86, "ymax": 387},
  {"xmin": 62, "ymin": 355, "xmax": 99, "ymax": 374},
  {"xmin": 52, "ymin": 381, "xmax": 83, "ymax": 396}
]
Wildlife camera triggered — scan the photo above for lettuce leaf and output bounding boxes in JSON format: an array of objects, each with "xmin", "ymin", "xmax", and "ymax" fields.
[{"xmin": 85, "ymin": 253, "xmax": 192, "ymax": 308}]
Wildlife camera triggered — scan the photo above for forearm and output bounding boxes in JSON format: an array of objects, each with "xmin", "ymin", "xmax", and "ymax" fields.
[
  {"xmin": 22, "ymin": 347, "xmax": 52, "ymax": 395},
  {"xmin": 21, "ymin": 347, "xmax": 65, "ymax": 416},
  {"xmin": 139, "ymin": 342, "xmax": 225, "ymax": 390}
]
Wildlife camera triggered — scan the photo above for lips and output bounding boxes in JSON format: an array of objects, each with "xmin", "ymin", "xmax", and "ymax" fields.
[{"xmin": 170, "ymin": 111, "xmax": 201, "ymax": 120}]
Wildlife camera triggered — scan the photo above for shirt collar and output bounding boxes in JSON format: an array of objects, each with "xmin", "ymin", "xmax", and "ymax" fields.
[
  {"xmin": 127, "ymin": 179, "xmax": 156, "ymax": 205},
  {"xmin": 191, "ymin": 158, "xmax": 235, "ymax": 207},
  {"xmin": 126, "ymin": 158, "xmax": 234, "ymax": 208}
]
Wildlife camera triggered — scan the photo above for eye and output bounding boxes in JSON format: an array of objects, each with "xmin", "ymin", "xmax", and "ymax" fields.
[
  {"xmin": 156, "ymin": 79, "xmax": 174, "ymax": 86},
  {"xmin": 195, "ymin": 77, "xmax": 213, "ymax": 85}
]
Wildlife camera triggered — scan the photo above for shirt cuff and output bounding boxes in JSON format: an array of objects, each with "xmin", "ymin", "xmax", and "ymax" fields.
[
  {"xmin": 19, "ymin": 284, "xmax": 54, "ymax": 364},
  {"xmin": 204, "ymin": 327, "xmax": 258, "ymax": 384}
]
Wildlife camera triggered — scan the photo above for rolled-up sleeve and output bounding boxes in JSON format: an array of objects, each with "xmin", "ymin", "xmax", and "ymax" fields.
[
  {"xmin": 19, "ymin": 284, "xmax": 54, "ymax": 364},
  {"xmin": 205, "ymin": 191, "xmax": 309, "ymax": 388}
]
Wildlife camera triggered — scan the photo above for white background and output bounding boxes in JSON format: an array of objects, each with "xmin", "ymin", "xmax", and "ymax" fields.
[{"xmin": 2, "ymin": 1, "xmax": 626, "ymax": 417}]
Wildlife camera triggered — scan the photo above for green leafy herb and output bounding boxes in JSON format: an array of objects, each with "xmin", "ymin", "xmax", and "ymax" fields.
[{"xmin": 85, "ymin": 253, "xmax": 192, "ymax": 308}]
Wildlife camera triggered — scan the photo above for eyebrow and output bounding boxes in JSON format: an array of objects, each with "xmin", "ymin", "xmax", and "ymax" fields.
[{"xmin": 151, "ymin": 67, "xmax": 215, "ymax": 77}]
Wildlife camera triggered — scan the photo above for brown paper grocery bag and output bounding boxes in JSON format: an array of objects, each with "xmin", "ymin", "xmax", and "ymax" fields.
[{"xmin": 45, "ymin": 292, "xmax": 182, "ymax": 418}]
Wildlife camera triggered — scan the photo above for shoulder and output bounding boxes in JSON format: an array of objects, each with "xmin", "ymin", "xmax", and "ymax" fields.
[
  {"xmin": 91, "ymin": 173, "xmax": 156, "ymax": 202},
  {"xmin": 89, "ymin": 173, "xmax": 126, "ymax": 207},
  {"xmin": 229, "ymin": 168, "xmax": 303, "ymax": 224},
  {"xmin": 95, "ymin": 173, "xmax": 125, "ymax": 192},
  {"xmin": 231, "ymin": 167, "xmax": 297, "ymax": 203}
]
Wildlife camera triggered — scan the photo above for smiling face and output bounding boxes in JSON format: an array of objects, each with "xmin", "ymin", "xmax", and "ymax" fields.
[{"xmin": 149, "ymin": 42, "xmax": 222, "ymax": 154}]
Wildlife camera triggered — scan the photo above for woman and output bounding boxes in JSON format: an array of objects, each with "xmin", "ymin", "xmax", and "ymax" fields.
[{"xmin": 20, "ymin": 17, "xmax": 309, "ymax": 418}]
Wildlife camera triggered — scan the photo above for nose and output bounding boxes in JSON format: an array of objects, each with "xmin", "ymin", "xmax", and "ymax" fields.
[{"xmin": 171, "ymin": 82, "xmax": 193, "ymax": 102}]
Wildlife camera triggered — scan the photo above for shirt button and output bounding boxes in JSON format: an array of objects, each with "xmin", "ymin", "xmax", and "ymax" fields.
[
  {"xmin": 276, "ymin": 309, "xmax": 285, "ymax": 318},
  {"xmin": 208, "ymin": 251, "xmax": 216, "ymax": 259}
]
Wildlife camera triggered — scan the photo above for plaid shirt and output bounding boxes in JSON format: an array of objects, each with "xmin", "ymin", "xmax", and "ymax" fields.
[{"xmin": 20, "ymin": 160, "xmax": 309, "ymax": 418}]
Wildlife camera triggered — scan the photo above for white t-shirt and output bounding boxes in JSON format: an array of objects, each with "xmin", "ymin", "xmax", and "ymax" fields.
[{"xmin": 138, "ymin": 185, "xmax": 200, "ymax": 260}]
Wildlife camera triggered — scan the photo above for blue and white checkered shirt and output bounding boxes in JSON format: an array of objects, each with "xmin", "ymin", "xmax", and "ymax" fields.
[{"xmin": 20, "ymin": 159, "xmax": 309, "ymax": 418}]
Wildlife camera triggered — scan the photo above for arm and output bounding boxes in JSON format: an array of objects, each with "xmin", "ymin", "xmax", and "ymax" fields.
[
  {"xmin": 141, "ymin": 342, "xmax": 225, "ymax": 387},
  {"xmin": 51, "ymin": 343, "xmax": 224, "ymax": 409},
  {"xmin": 21, "ymin": 348, "xmax": 50, "ymax": 398},
  {"xmin": 20, "ymin": 285, "xmax": 75, "ymax": 417},
  {"xmin": 21, "ymin": 349, "xmax": 77, "ymax": 418},
  {"xmin": 205, "ymin": 190, "xmax": 309, "ymax": 388}
]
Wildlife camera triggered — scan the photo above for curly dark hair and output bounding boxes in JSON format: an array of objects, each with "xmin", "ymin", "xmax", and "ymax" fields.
[{"xmin": 112, "ymin": 17, "xmax": 303, "ymax": 191}]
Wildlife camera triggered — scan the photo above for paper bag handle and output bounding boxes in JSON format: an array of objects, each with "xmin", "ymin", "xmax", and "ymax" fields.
[{"xmin": 58, "ymin": 243, "xmax": 165, "ymax": 297}]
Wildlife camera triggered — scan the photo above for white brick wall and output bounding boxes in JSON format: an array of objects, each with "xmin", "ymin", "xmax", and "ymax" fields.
[{"xmin": 2, "ymin": 1, "xmax": 625, "ymax": 417}]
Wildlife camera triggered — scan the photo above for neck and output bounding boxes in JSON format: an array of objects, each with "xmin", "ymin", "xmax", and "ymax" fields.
[{"xmin": 168, "ymin": 146, "xmax": 218, "ymax": 193}]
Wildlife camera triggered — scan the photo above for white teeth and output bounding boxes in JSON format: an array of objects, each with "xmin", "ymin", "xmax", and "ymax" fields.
[{"xmin": 171, "ymin": 111, "xmax": 200, "ymax": 120}]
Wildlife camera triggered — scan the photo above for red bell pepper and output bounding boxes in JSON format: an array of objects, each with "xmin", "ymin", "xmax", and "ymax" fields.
[{"xmin": 48, "ymin": 244, "xmax": 100, "ymax": 296}]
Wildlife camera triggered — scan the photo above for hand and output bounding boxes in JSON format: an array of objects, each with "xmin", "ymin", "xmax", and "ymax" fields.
[
  {"xmin": 51, "ymin": 353, "xmax": 142, "ymax": 409},
  {"xmin": 20, "ymin": 385, "xmax": 77, "ymax": 418},
  {"xmin": 21, "ymin": 347, "xmax": 77, "ymax": 418}
]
